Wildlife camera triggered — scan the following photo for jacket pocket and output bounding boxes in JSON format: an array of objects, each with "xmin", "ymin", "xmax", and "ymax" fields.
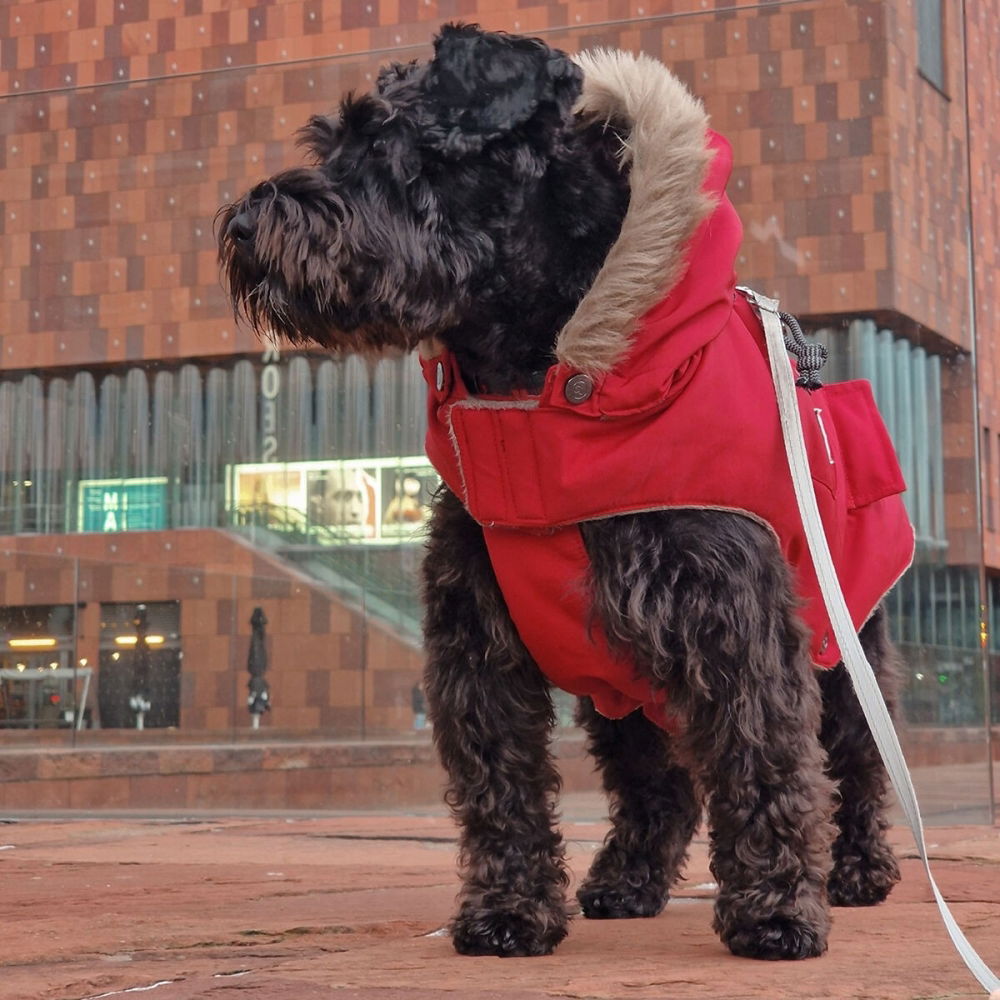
[{"xmin": 819, "ymin": 380, "xmax": 906, "ymax": 510}]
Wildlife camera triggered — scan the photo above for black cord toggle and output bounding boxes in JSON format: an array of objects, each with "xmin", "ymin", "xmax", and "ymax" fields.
[{"xmin": 780, "ymin": 310, "xmax": 827, "ymax": 390}]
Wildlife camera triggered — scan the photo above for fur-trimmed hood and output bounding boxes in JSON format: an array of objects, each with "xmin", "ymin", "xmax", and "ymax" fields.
[{"xmin": 555, "ymin": 50, "xmax": 716, "ymax": 375}]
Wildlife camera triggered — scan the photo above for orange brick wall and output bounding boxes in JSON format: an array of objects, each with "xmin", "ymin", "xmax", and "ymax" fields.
[
  {"xmin": 962, "ymin": 1, "xmax": 1000, "ymax": 566},
  {"xmin": 0, "ymin": 735, "xmax": 617, "ymax": 811},
  {"xmin": 0, "ymin": 530, "xmax": 424, "ymax": 738},
  {"xmin": 0, "ymin": 0, "xmax": 997, "ymax": 570},
  {"xmin": 882, "ymin": 0, "xmax": 972, "ymax": 348},
  {"xmin": 0, "ymin": 0, "xmax": 988, "ymax": 372}
]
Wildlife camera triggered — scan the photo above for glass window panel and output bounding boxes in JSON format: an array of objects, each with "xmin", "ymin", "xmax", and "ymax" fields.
[
  {"xmin": 0, "ymin": 4, "xmax": 991, "ymax": 829},
  {"xmin": 916, "ymin": 0, "xmax": 946, "ymax": 91}
]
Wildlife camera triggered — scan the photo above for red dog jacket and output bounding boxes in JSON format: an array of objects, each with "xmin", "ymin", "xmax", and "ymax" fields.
[{"xmin": 421, "ymin": 122, "xmax": 914, "ymax": 730}]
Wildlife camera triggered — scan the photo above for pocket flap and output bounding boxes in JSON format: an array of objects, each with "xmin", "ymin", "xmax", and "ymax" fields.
[{"xmin": 820, "ymin": 380, "xmax": 905, "ymax": 510}]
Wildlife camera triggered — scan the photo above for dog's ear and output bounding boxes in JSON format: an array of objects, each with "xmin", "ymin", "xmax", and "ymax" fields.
[{"xmin": 422, "ymin": 22, "xmax": 581, "ymax": 156}]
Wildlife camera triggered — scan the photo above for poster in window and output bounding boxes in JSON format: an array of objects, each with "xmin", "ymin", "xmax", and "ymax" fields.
[
  {"xmin": 229, "ymin": 457, "xmax": 438, "ymax": 544},
  {"xmin": 306, "ymin": 465, "xmax": 378, "ymax": 539}
]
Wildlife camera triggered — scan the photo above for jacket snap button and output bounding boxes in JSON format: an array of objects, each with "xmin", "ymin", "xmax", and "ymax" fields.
[
  {"xmin": 564, "ymin": 374, "xmax": 594, "ymax": 404},
  {"xmin": 435, "ymin": 362, "xmax": 445, "ymax": 392}
]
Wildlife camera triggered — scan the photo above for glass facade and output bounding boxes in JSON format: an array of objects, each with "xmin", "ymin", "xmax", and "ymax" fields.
[
  {"xmin": 0, "ymin": 353, "xmax": 427, "ymax": 528},
  {"xmin": 0, "ymin": 2, "xmax": 996, "ymax": 822}
]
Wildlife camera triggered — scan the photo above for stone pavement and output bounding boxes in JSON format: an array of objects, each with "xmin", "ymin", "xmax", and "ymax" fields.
[{"xmin": 2, "ymin": 795, "xmax": 1000, "ymax": 1000}]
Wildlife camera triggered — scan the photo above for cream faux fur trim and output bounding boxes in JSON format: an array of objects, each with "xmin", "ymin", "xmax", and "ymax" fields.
[{"xmin": 554, "ymin": 50, "xmax": 715, "ymax": 374}]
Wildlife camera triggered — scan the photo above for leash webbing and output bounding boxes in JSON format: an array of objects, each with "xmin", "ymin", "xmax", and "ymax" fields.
[{"xmin": 741, "ymin": 286, "xmax": 1000, "ymax": 995}]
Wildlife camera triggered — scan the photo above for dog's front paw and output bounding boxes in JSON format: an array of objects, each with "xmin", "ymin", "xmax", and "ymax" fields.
[
  {"xmin": 716, "ymin": 890, "xmax": 830, "ymax": 961},
  {"xmin": 577, "ymin": 878, "xmax": 667, "ymax": 919},
  {"xmin": 721, "ymin": 913, "xmax": 829, "ymax": 961},
  {"xmin": 828, "ymin": 843, "xmax": 900, "ymax": 906},
  {"xmin": 451, "ymin": 903, "xmax": 568, "ymax": 957}
]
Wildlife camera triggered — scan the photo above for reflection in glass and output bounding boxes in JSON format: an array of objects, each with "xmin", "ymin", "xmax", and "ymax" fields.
[{"xmin": 0, "ymin": 4, "xmax": 992, "ymax": 823}]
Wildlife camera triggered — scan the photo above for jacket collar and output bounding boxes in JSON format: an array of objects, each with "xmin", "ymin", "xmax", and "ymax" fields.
[{"xmin": 555, "ymin": 49, "xmax": 715, "ymax": 375}]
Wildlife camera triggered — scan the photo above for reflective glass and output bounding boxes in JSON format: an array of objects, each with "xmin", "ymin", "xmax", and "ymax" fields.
[{"xmin": 0, "ymin": 1, "xmax": 994, "ymax": 823}]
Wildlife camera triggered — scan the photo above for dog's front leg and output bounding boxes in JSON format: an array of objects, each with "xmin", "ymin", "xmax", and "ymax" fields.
[
  {"xmin": 670, "ymin": 526, "xmax": 837, "ymax": 961},
  {"xmin": 422, "ymin": 489, "xmax": 568, "ymax": 957},
  {"xmin": 584, "ymin": 510, "xmax": 836, "ymax": 960}
]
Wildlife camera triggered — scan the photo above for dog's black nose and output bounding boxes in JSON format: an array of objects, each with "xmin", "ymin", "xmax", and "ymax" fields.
[{"xmin": 227, "ymin": 211, "xmax": 255, "ymax": 245}]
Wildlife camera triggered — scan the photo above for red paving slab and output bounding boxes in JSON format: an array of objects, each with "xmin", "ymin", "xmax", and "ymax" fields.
[{"xmin": 1, "ymin": 800, "xmax": 999, "ymax": 1000}]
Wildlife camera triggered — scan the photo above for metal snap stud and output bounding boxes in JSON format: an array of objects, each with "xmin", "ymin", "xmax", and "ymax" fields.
[
  {"xmin": 564, "ymin": 373, "xmax": 594, "ymax": 404},
  {"xmin": 435, "ymin": 361, "xmax": 445, "ymax": 392}
]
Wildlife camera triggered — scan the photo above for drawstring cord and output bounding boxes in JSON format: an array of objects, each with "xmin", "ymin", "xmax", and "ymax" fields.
[{"xmin": 780, "ymin": 308, "xmax": 828, "ymax": 390}]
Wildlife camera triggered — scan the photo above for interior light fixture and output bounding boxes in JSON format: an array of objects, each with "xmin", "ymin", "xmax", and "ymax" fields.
[
  {"xmin": 8, "ymin": 637, "xmax": 57, "ymax": 649},
  {"xmin": 114, "ymin": 635, "xmax": 165, "ymax": 646}
]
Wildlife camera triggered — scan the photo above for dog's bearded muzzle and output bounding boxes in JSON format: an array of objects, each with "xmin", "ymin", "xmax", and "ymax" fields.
[
  {"xmin": 217, "ymin": 170, "xmax": 363, "ymax": 345},
  {"xmin": 218, "ymin": 166, "xmax": 471, "ymax": 354},
  {"xmin": 219, "ymin": 171, "xmax": 347, "ymax": 289}
]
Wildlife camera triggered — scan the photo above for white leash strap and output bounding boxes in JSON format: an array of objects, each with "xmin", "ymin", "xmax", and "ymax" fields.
[{"xmin": 743, "ymin": 287, "xmax": 1000, "ymax": 995}]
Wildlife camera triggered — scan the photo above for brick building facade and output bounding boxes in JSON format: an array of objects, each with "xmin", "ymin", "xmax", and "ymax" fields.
[{"xmin": 0, "ymin": 0, "xmax": 997, "ymax": 746}]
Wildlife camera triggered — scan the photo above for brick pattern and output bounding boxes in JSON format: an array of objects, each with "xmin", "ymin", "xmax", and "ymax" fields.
[
  {"xmin": 882, "ymin": 1, "xmax": 971, "ymax": 345},
  {"xmin": 1, "ymin": 0, "xmax": 987, "ymax": 373},
  {"xmin": 0, "ymin": 735, "xmax": 606, "ymax": 810},
  {"xmin": 939, "ymin": 365, "xmax": 980, "ymax": 566},
  {"xmin": 0, "ymin": 739, "xmax": 447, "ymax": 810},
  {"xmin": 631, "ymin": 3, "xmax": 898, "ymax": 319},
  {"xmin": 0, "ymin": 0, "xmax": 995, "ymax": 568},
  {"xmin": 878, "ymin": 1, "xmax": 1000, "ymax": 568},
  {"xmin": 0, "ymin": 727, "xmax": 991, "ymax": 810},
  {"xmin": 0, "ymin": 530, "xmax": 424, "ymax": 739},
  {"xmin": 963, "ymin": 1, "xmax": 1000, "ymax": 563}
]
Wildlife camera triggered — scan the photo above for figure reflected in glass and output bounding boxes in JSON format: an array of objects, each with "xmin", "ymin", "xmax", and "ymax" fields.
[
  {"xmin": 247, "ymin": 606, "xmax": 270, "ymax": 729},
  {"xmin": 129, "ymin": 604, "xmax": 151, "ymax": 730},
  {"xmin": 308, "ymin": 466, "xmax": 376, "ymax": 538},
  {"xmin": 384, "ymin": 474, "xmax": 428, "ymax": 526}
]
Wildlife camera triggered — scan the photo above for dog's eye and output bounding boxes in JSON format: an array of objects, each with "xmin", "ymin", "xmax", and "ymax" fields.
[{"xmin": 371, "ymin": 138, "xmax": 388, "ymax": 158}]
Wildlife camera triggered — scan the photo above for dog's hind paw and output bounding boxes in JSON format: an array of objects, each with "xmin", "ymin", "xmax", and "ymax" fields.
[
  {"xmin": 577, "ymin": 879, "xmax": 667, "ymax": 919},
  {"xmin": 828, "ymin": 844, "xmax": 900, "ymax": 906},
  {"xmin": 451, "ymin": 905, "xmax": 568, "ymax": 957}
]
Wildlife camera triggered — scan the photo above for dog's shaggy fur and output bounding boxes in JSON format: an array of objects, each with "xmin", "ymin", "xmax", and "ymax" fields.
[{"xmin": 219, "ymin": 23, "xmax": 902, "ymax": 961}]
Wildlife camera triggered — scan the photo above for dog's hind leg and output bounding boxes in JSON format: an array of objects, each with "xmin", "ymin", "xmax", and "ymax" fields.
[
  {"xmin": 422, "ymin": 489, "xmax": 568, "ymax": 957},
  {"xmin": 819, "ymin": 606, "xmax": 901, "ymax": 906},
  {"xmin": 584, "ymin": 510, "xmax": 837, "ymax": 960},
  {"xmin": 575, "ymin": 699, "xmax": 699, "ymax": 919}
]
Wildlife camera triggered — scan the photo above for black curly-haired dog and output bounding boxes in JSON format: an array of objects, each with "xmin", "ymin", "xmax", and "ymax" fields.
[{"xmin": 219, "ymin": 23, "xmax": 907, "ymax": 961}]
